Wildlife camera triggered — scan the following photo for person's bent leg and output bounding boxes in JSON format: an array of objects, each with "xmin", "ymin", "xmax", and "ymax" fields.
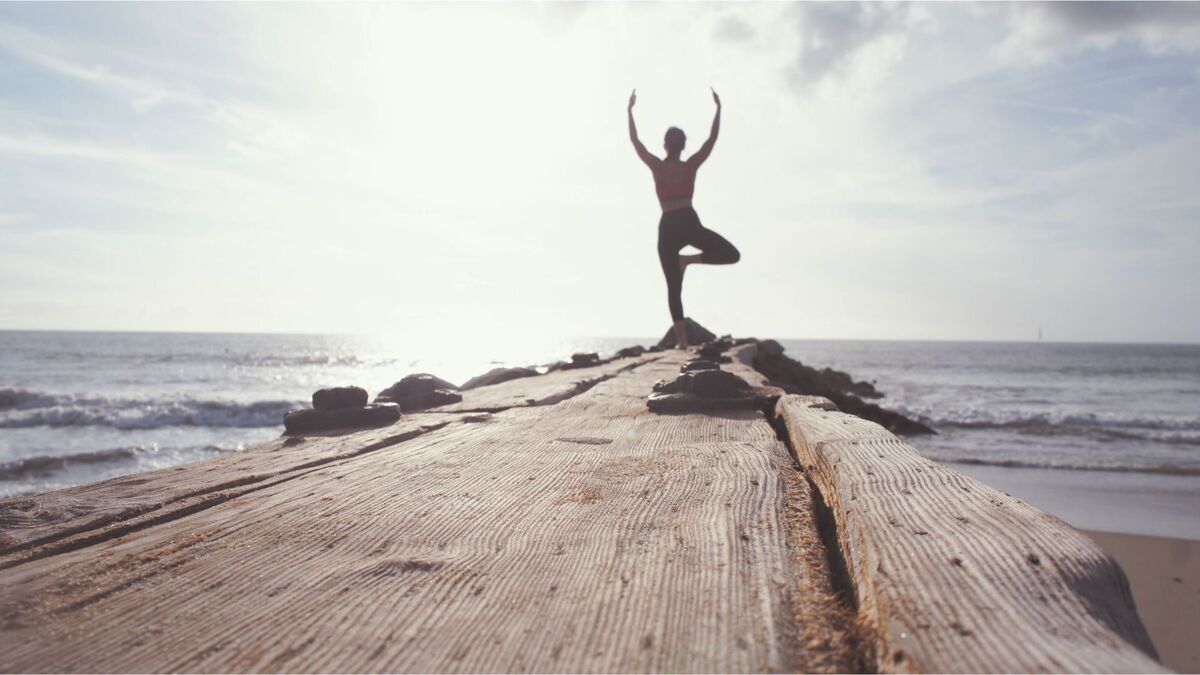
[{"xmin": 691, "ymin": 225, "xmax": 740, "ymax": 265}]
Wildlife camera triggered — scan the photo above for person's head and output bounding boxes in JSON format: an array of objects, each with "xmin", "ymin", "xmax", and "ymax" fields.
[{"xmin": 664, "ymin": 127, "xmax": 686, "ymax": 156}]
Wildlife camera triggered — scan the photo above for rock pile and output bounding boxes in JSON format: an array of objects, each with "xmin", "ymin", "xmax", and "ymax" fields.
[
  {"xmin": 751, "ymin": 340, "xmax": 933, "ymax": 435},
  {"xmin": 283, "ymin": 385, "xmax": 400, "ymax": 434},
  {"xmin": 647, "ymin": 359, "xmax": 766, "ymax": 413}
]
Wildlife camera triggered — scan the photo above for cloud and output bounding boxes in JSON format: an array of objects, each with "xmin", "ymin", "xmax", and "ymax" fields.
[
  {"xmin": 786, "ymin": 2, "xmax": 913, "ymax": 85},
  {"xmin": 0, "ymin": 18, "xmax": 299, "ymax": 158},
  {"xmin": 714, "ymin": 14, "xmax": 755, "ymax": 45},
  {"xmin": 998, "ymin": 2, "xmax": 1200, "ymax": 61}
]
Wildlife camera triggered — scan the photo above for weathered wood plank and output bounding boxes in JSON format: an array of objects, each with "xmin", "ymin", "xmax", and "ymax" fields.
[
  {"xmin": 0, "ymin": 356, "xmax": 658, "ymax": 560},
  {"xmin": 0, "ymin": 414, "xmax": 467, "ymax": 559},
  {"xmin": 775, "ymin": 394, "xmax": 1164, "ymax": 673},
  {"xmin": 434, "ymin": 354, "xmax": 660, "ymax": 412},
  {"xmin": 0, "ymin": 354, "xmax": 859, "ymax": 673}
]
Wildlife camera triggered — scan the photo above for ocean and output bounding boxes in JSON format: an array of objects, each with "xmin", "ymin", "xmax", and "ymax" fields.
[{"xmin": 2, "ymin": 331, "xmax": 1198, "ymax": 536}]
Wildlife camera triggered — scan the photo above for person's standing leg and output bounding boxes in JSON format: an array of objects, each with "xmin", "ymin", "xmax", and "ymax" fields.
[{"xmin": 658, "ymin": 218, "xmax": 689, "ymax": 348}]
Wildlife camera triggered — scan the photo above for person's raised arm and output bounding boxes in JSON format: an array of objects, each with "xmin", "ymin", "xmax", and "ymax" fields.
[
  {"xmin": 628, "ymin": 89, "xmax": 657, "ymax": 168},
  {"xmin": 688, "ymin": 88, "xmax": 721, "ymax": 167}
]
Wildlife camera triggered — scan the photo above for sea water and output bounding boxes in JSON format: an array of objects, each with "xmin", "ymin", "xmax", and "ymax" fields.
[
  {"xmin": 779, "ymin": 340, "xmax": 1200, "ymax": 475},
  {"xmin": 0, "ymin": 331, "xmax": 640, "ymax": 497},
  {"xmin": 2, "ymin": 332, "xmax": 1198, "ymax": 524}
]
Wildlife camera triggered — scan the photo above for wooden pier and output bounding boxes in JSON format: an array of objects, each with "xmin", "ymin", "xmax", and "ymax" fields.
[{"xmin": 0, "ymin": 344, "xmax": 1166, "ymax": 673}]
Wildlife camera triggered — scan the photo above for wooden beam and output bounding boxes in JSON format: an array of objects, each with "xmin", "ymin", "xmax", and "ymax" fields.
[
  {"xmin": 775, "ymin": 394, "xmax": 1165, "ymax": 673},
  {"xmin": 0, "ymin": 354, "xmax": 858, "ymax": 673}
]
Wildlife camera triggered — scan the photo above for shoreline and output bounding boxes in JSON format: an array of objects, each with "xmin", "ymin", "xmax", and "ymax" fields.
[{"xmin": 945, "ymin": 460, "xmax": 1200, "ymax": 541}]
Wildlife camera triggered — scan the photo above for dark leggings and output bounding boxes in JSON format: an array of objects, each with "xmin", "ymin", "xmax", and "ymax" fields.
[{"xmin": 657, "ymin": 207, "xmax": 740, "ymax": 321}]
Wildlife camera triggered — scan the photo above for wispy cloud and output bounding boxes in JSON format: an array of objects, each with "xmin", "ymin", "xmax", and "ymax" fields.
[
  {"xmin": 0, "ymin": 3, "xmax": 1196, "ymax": 340},
  {"xmin": 0, "ymin": 20, "xmax": 210, "ymax": 112}
]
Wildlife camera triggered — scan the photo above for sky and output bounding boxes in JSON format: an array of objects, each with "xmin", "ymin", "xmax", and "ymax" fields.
[{"xmin": 1, "ymin": 2, "xmax": 1198, "ymax": 343}]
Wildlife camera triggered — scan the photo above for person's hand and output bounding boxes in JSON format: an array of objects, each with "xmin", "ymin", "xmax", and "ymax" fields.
[
  {"xmin": 629, "ymin": 89, "xmax": 637, "ymax": 110},
  {"xmin": 711, "ymin": 87, "xmax": 721, "ymax": 108}
]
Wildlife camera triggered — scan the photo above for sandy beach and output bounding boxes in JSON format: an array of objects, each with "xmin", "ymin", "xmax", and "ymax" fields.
[{"xmin": 1082, "ymin": 530, "xmax": 1200, "ymax": 673}]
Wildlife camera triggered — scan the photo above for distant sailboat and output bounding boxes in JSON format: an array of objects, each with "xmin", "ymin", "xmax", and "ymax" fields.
[{"xmin": 1038, "ymin": 326, "xmax": 1043, "ymax": 342}]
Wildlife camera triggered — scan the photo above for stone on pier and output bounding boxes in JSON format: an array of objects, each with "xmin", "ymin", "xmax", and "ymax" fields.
[
  {"xmin": 283, "ymin": 402, "xmax": 401, "ymax": 434},
  {"xmin": 375, "ymin": 373, "xmax": 462, "ymax": 411},
  {"xmin": 312, "ymin": 386, "xmax": 368, "ymax": 411},
  {"xmin": 656, "ymin": 317, "xmax": 717, "ymax": 348}
]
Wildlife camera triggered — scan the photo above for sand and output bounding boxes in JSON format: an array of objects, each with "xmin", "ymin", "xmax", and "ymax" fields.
[
  {"xmin": 1083, "ymin": 529, "xmax": 1200, "ymax": 673},
  {"xmin": 948, "ymin": 462, "xmax": 1200, "ymax": 541}
]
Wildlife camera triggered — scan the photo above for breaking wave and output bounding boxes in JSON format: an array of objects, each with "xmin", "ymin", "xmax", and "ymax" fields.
[
  {"xmin": 899, "ymin": 404, "xmax": 1200, "ymax": 446},
  {"xmin": 0, "ymin": 445, "xmax": 221, "ymax": 481},
  {"xmin": 925, "ymin": 455, "xmax": 1200, "ymax": 477},
  {"xmin": 0, "ymin": 388, "xmax": 299, "ymax": 430}
]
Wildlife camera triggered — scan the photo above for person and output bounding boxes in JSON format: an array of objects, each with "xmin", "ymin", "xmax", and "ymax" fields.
[{"xmin": 628, "ymin": 88, "xmax": 740, "ymax": 349}]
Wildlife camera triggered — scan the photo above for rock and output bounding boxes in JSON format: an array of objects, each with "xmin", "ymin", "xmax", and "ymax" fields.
[
  {"xmin": 647, "ymin": 366, "xmax": 765, "ymax": 413},
  {"xmin": 700, "ymin": 336, "xmax": 734, "ymax": 353},
  {"xmin": 701, "ymin": 342, "xmax": 729, "ymax": 355},
  {"xmin": 656, "ymin": 318, "xmax": 717, "ymax": 349},
  {"xmin": 681, "ymin": 359, "xmax": 720, "ymax": 372},
  {"xmin": 311, "ymin": 386, "xmax": 368, "ymax": 411},
  {"xmin": 569, "ymin": 352, "xmax": 601, "ymax": 368},
  {"xmin": 616, "ymin": 345, "xmax": 647, "ymax": 358},
  {"xmin": 548, "ymin": 352, "xmax": 603, "ymax": 371},
  {"xmin": 689, "ymin": 369, "xmax": 751, "ymax": 398},
  {"xmin": 750, "ymin": 345, "xmax": 933, "ymax": 435},
  {"xmin": 375, "ymin": 373, "xmax": 463, "ymax": 411},
  {"xmin": 696, "ymin": 344, "xmax": 732, "ymax": 363},
  {"xmin": 756, "ymin": 339, "xmax": 785, "ymax": 358},
  {"xmin": 283, "ymin": 403, "xmax": 400, "ymax": 434},
  {"xmin": 460, "ymin": 366, "xmax": 539, "ymax": 390}
]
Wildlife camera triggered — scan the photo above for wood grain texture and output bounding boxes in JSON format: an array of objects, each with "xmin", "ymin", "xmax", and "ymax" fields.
[
  {"xmin": 435, "ymin": 354, "xmax": 659, "ymax": 412},
  {"xmin": 0, "ymin": 353, "xmax": 858, "ymax": 673},
  {"xmin": 0, "ymin": 356, "xmax": 657, "ymax": 559},
  {"xmin": 0, "ymin": 414, "xmax": 463, "ymax": 560},
  {"xmin": 774, "ymin": 394, "xmax": 1165, "ymax": 673}
]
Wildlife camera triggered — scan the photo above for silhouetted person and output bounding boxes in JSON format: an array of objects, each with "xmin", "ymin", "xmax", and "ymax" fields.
[{"xmin": 628, "ymin": 88, "xmax": 739, "ymax": 349}]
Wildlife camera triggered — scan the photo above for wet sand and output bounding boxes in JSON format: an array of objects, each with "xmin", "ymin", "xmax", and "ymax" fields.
[
  {"xmin": 1082, "ymin": 530, "xmax": 1200, "ymax": 673},
  {"xmin": 946, "ymin": 462, "xmax": 1200, "ymax": 541}
]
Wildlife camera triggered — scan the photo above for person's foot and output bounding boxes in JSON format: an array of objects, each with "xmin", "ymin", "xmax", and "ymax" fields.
[
  {"xmin": 678, "ymin": 254, "xmax": 701, "ymax": 275},
  {"xmin": 673, "ymin": 319, "xmax": 690, "ymax": 350}
]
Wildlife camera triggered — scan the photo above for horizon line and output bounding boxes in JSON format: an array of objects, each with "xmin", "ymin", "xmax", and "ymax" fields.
[{"xmin": 0, "ymin": 327, "xmax": 1196, "ymax": 347}]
